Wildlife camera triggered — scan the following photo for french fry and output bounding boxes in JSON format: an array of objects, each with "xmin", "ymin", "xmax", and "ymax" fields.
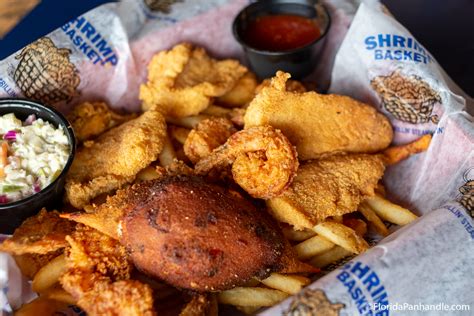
[
  {"xmin": 40, "ymin": 285, "xmax": 76, "ymax": 305},
  {"xmin": 383, "ymin": 134, "xmax": 431, "ymax": 165},
  {"xmin": 312, "ymin": 221, "xmax": 369, "ymax": 254},
  {"xmin": 169, "ymin": 126, "xmax": 191, "ymax": 144},
  {"xmin": 309, "ymin": 246, "xmax": 353, "ymax": 269},
  {"xmin": 159, "ymin": 134, "xmax": 177, "ymax": 167},
  {"xmin": 281, "ymin": 226, "xmax": 316, "ymax": 242},
  {"xmin": 32, "ymin": 254, "xmax": 67, "ymax": 293},
  {"xmin": 15, "ymin": 297, "xmax": 68, "ymax": 316},
  {"xmin": 259, "ymin": 273, "xmax": 310, "ymax": 295},
  {"xmin": 218, "ymin": 287, "xmax": 289, "ymax": 307},
  {"xmin": 358, "ymin": 204, "xmax": 389, "ymax": 236},
  {"xmin": 167, "ymin": 115, "xmax": 208, "ymax": 129},
  {"xmin": 136, "ymin": 165, "xmax": 162, "ymax": 181},
  {"xmin": 363, "ymin": 195, "xmax": 418, "ymax": 225},
  {"xmin": 294, "ymin": 235, "xmax": 335, "ymax": 260}
]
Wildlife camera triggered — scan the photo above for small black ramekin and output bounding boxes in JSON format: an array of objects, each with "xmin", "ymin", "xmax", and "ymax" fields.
[
  {"xmin": 233, "ymin": 0, "xmax": 331, "ymax": 79},
  {"xmin": 0, "ymin": 99, "xmax": 76, "ymax": 234}
]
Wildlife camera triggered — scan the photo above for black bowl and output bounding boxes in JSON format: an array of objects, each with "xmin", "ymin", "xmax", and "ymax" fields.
[
  {"xmin": 233, "ymin": 0, "xmax": 331, "ymax": 79},
  {"xmin": 0, "ymin": 99, "xmax": 76, "ymax": 234}
]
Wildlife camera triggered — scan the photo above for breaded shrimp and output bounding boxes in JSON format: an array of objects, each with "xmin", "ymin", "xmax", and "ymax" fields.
[
  {"xmin": 195, "ymin": 126, "xmax": 298, "ymax": 199},
  {"xmin": 184, "ymin": 117, "xmax": 236, "ymax": 164}
]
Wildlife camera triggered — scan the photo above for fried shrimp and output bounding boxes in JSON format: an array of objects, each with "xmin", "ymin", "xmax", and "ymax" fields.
[
  {"xmin": 195, "ymin": 126, "xmax": 298, "ymax": 199},
  {"xmin": 184, "ymin": 117, "xmax": 236, "ymax": 164}
]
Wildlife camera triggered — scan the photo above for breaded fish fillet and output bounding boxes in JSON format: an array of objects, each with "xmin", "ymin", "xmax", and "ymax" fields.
[
  {"xmin": 67, "ymin": 101, "xmax": 136, "ymax": 142},
  {"xmin": 266, "ymin": 154, "xmax": 385, "ymax": 229},
  {"xmin": 244, "ymin": 72, "xmax": 393, "ymax": 160},
  {"xmin": 65, "ymin": 110, "xmax": 166, "ymax": 209},
  {"xmin": 140, "ymin": 43, "xmax": 247, "ymax": 117}
]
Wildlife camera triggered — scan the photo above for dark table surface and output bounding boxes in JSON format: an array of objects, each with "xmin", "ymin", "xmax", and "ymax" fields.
[{"xmin": 1, "ymin": 0, "xmax": 472, "ymax": 96}]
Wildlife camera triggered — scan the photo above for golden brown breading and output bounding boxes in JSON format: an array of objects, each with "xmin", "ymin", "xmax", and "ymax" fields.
[
  {"xmin": 216, "ymin": 71, "xmax": 258, "ymax": 107},
  {"xmin": 60, "ymin": 225, "xmax": 154, "ymax": 316},
  {"xmin": 195, "ymin": 126, "xmax": 298, "ymax": 199},
  {"xmin": 266, "ymin": 154, "xmax": 385, "ymax": 229},
  {"xmin": 184, "ymin": 117, "xmax": 236, "ymax": 164},
  {"xmin": 78, "ymin": 280, "xmax": 155, "ymax": 316},
  {"xmin": 61, "ymin": 191, "xmax": 128, "ymax": 240},
  {"xmin": 67, "ymin": 101, "xmax": 136, "ymax": 142},
  {"xmin": 255, "ymin": 77, "xmax": 307, "ymax": 95},
  {"xmin": 65, "ymin": 109, "xmax": 166, "ymax": 209},
  {"xmin": 244, "ymin": 72, "xmax": 393, "ymax": 160},
  {"xmin": 140, "ymin": 43, "xmax": 247, "ymax": 117},
  {"xmin": 0, "ymin": 209, "xmax": 75, "ymax": 255}
]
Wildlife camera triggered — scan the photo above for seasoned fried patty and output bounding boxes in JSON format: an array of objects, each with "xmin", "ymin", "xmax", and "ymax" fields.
[{"xmin": 120, "ymin": 176, "xmax": 285, "ymax": 291}]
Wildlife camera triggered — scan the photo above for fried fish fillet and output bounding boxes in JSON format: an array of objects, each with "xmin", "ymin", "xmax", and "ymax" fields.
[
  {"xmin": 216, "ymin": 71, "xmax": 258, "ymax": 107},
  {"xmin": 65, "ymin": 109, "xmax": 166, "ymax": 209},
  {"xmin": 140, "ymin": 43, "xmax": 247, "ymax": 117},
  {"xmin": 244, "ymin": 71, "xmax": 393, "ymax": 160},
  {"xmin": 266, "ymin": 154, "xmax": 385, "ymax": 229},
  {"xmin": 0, "ymin": 209, "xmax": 75, "ymax": 255},
  {"xmin": 67, "ymin": 101, "xmax": 136, "ymax": 142}
]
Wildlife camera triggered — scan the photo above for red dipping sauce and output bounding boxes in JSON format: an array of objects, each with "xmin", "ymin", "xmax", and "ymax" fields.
[{"xmin": 243, "ymin": 14, "xmax": 321, "ymax": 51}]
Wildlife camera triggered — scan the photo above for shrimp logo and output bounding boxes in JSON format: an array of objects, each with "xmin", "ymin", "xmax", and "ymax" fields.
[
  {"xmin": 458, "ymin": 168, "xmax": 474, "ymax": 218},
  {"xmin": 284, "ymin": 289, "xmax": 345, "ymax": 316},
  {"xmin": 14, "ymin": 37, "xmax": 80, "ymax": 105},
  {"xmin": 370, "ymin": 69, "xmax": 441, "ymax": 124},
  {"xmin": 144, "ymin": 0, "xmax": 183, "ymax": 13}
]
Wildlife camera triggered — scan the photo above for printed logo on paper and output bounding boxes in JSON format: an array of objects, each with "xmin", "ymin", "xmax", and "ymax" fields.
[
  {"xmin": 144, "ymin": 0, "xmax": 183, "ymax": 13},
  {"xmin": 336, "ymin": 261, "xmax": 390, "ymax": 315},
  {"xmin": 458, "ymin": 168, "xmax": 474, "ymax": 218},
  {"xmin": 284, "ymin": 289, "xmax": 345, "ymax": 316},
  {"xmin": 14, "ymin": 37, "xmax": 80, "ymax": 105},
  {"xmin": 370, "ymin": 69, "xmax": 441, "ymax": 124}
]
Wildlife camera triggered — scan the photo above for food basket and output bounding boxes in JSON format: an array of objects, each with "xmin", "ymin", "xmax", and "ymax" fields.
[{"xmin": 0, "ymin": 0, "xmax": 472, "ymax": 315}]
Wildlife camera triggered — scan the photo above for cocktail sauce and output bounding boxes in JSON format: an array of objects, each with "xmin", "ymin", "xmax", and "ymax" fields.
[{"xmin": 242, "ymin": 14, "xmax": 321, "ymax": 51}]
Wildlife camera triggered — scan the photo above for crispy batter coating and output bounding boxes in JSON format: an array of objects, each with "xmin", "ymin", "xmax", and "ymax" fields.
[
  {"xmin": 120, "ymin": 176, "xmax": 285, "ymax": 292},
  {"xmin": 78, "ymin": 280, "xmax": 155, "ymax": 316},
  {"xmin": 267, "ymin": 154, "xmax": 385, "ymax": 229},
  {"xmin": 60, "ymin": 225, "xmax": 155, "ymax": 316},
  {"xmin": 244, "ymin": 72, "xmax": 393, "ymax": 160},
  {"xmin": 184, "ymin": 117, "xmax": 236, "ymax": 164},
  {"xmin": 195, "ymin": 126, "xmax": 299, "ymax": 199},
  {"xmin": 0, "ymin": 209, "xmax": 75, "ymax": 255},
  {"xmin": 140, "ymin": 43, "xmax": 247, "ymax": 117},
  {"xmin": 255, "ymin": 78, "xmax": 307, "ymax": 95},
  {"xmin": 216, "ymin": 72, "xmax": 258, "ymax": 107},
  {"xmin": 67, "ymin": 101, "xmax": 136, "ymax": 142},
  {"xmin": 65, "ymin": 109, "xmax": 166, "ymax": 209}
]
